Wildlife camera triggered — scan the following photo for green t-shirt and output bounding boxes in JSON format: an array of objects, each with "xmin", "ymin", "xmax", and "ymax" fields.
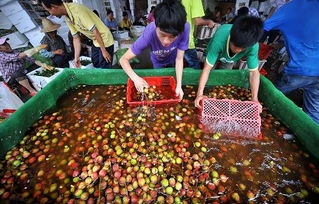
[
  {"xmin": 206, "ymin": 24, "xmax": 259, "ymax": 70},
  {"xmin": 181, "ymin": 0, "xmax": 205, "ymax": 49}
]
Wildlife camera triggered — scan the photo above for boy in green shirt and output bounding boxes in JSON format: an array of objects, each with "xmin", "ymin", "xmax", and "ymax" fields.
[{"xmin": 195, "ymin": 16, "xmax": 263, "ymax": 110}]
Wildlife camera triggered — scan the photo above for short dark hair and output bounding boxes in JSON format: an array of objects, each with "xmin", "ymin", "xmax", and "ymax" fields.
[
  {"xmin": 93, "ymin": 10, "xmax": 100, "ymax": 17},
  {"xmin": 107, "ymin": 9, "xmax": 113, "ymax": 15},
  {"xmin": 123, "ymin": 11, "xmax": 128, "ymax": 17},
  {"xmin": 38, "ymin": 0, "xmax": 63, "ymax": 8},
  {"xmin": 230, "ymin": 16, "xmax": 264, "ymax": 48},
  {"xmin": 154, "ymin": 0, "xmax": 186, "ymax": 36},
  {"xmin": 237, "ymin": 7, "xmax": 249, "ymax": 16}
]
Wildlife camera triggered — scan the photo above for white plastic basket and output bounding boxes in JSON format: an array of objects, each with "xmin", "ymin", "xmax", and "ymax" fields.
[
  {"xmin": 27, "ymin": 68, "xmax": 63, "ymax": 91},
  {"xmin": 69, "ymin": 56, "xmax": 94, "ymax": 69}
]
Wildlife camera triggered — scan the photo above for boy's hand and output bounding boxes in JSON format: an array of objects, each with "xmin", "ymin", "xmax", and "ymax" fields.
[
  {"xmin": 133, "ymin": 77, "xmax": 149, "ymax": 92},
  {"xmin": 74, "ymin": 57, "xmax": 81, "ymax": 68},
  {"xmin": 102, "ymin": 50, "xmax": 111, "ymax": 63},
  {"xmin": 175, "ymin": 86, "xmax": 184, "ymax": 101},
  {"xmin": 207, "ymin": 20, "xmax": 216, "ymax": 28},
  {"xmin": 252, "ymin": 99, "xmax": 263, "ymax": 113},
  {"xmin": 195, "ymin": 95, "xmax": 207, "ymax": 108}
]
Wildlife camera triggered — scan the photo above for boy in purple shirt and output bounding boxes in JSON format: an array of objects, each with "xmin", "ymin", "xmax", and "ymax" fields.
[{"xmin": 120, "ymin": 0, "xmax": 190, "ymax": 99}]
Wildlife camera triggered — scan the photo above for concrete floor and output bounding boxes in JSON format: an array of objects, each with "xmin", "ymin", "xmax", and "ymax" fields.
[{"xmin": 113, "ymin": 47, "xmax": 153, "ymax": 69}]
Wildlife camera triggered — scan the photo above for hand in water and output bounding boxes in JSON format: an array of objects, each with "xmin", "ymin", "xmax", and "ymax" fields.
[
  {"xmin": 175, "ymin": 86, "xmax": 184, "ymax": 101},
  {"xmin": 133, "ymin": 77, "xmax": 149, "ymax": 92},
  {"xmin": 195, "ymin": 95, "xmax": 207, "ymax": 108}
]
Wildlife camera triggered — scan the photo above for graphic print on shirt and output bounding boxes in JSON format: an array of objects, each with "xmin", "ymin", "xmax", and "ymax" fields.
[
  {"xmin": 152, "ymin": 46, "xmax": 177, "ymax": 61},
  {"xmin": 219, "ymin": 57, "xmax": 234, "ymax": 64}
]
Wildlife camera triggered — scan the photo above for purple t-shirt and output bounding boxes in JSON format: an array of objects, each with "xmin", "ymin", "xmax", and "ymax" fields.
[{"xmin": 131, "ymin": 22, "xmax": 190, "ymax": 68}]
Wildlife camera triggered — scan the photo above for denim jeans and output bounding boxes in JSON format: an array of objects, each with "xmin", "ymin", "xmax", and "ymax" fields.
[
  {"xmin": 275, "ymin": 73, "xmax": 319, "ymax": 124},
  {"xmin": 184, "ymin": 49, "xmax": 200, "ymax": 69},
  {"xmin": 91, "ymin": 44, "xmax": 114, "ymax": 69}
]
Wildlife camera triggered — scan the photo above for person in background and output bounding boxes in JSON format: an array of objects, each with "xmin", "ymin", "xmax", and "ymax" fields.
[
  {"xmin": 0, "ymin": 38, "xmax": 37, "ymax": 96},
  {"xmin": 119, "ymin": 11, "xmax": 132, "ymax": 31},
  {"xmin": 104, "ymin": 9, "xmax": 118, "ymax": 31},
  {"xmin": 237, "ymin": 6, "xmax": 249, "ymax": 16},
  {"xmin": 147, "ymin": 6, "xmax": 155, "ymax": 24},
  {"xmin": 39, "ymin": 18, "xmax": 68, "ymax": 68},
  {"xmin": 264, "ymin": 0, "xmax": 319, "ymax": 124},
  {"xmin": 181, "ymin": 0, "xmax": 215, "ymax": 69},
  {"xmin": 230, "ymin": 7, "xmax": 249, "ymax": 24},
  {"xmin": 120, "ymin": 0, "xmax": 190, "ymax": 99},
  {"xmin": 194, "ymin": 16, "xmax": 264, "ymax": 111},
  {"xmin": 213, "ymin": 6, "xmax": 222, "ymax": 23},
  {"xmin": 231, "ymin": 6, "xmax": 260, "ymax": 24},
  {"xmin": 123, "ymin": 6, "xmax": 134, "ymax": 23},
  {"xmin": 223, "ymin": 7, "xmax": 234, "ymax": 23},
  {"xmin": 40, "ymin": 0, "xmax": 114, "ymax": 69}
]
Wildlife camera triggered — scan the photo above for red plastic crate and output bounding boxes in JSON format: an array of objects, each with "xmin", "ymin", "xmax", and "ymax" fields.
[
  {"xmin": 126, "ymin": 76, "xmax": 180, "ymax": 106},
  {"xmin": 200, "ymin": 98, "xmax": 262, "ymax": 139},
  {"xmin": 241, "ymin": 43, "xmax": 273, "ymax": 61},
  {"xmin": 258, "ymin": 43, "xmax": 273, "ymax": 60}
]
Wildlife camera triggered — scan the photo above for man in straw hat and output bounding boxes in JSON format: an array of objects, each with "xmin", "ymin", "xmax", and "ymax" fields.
[
  {"xmin": 40, "ymin": 0, "xmax": 114, "ymax": 69},
  {"xmin": 40, "ymin": 18, "xmax": 68, "ymax": 68}
]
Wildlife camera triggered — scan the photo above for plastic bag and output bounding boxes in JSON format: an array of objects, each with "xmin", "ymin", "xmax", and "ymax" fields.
[{"xmin": 0, "ymin": 82, "xmax": 23, "ymax": 112}]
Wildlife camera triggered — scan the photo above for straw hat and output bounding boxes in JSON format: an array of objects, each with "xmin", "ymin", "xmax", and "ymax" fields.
[{"xmin": 40, "ymin": 18, "xmax": 61, "ymax": 33}]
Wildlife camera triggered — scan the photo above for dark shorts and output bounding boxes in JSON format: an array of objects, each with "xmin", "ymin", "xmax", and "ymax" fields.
[{"xmin": 91, "ymin": 44, "xmax": 114, "ymax": 69}]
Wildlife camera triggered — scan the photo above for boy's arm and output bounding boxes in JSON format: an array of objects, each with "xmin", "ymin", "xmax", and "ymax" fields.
[
  {"xmin": 73, "ymin": 35, "xmax": 82, "ymax": 68},
  {"xmin": 195, "ymin": 61, "xmax": 213, "ymax": 108},
  {"xmin": 249, "ymin": 69, "xmax": 262, "ymax": 112},
  {"xmin": 120, "ymin": 24, "xmax": 151, "ymax": 91},
  {"xmin": 119, "ymin": 48, "xmax": 148, "ymax": 92},
  {"xmin": 246, "ymin": 44, "xmax": 262, "ymax": 112},
  {"xmin": 194, "ymin": 36, "xmax": 219, "ymax": 107},
  {"xmin": 175, "ymin": 49, "xmax": 185, "ymax": 100},
  {"xmin": 93, "ymin": 28, "xmax": 111, "ymax": 63}
]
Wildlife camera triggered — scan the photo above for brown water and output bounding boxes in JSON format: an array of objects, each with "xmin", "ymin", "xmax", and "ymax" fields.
[
  {"xmin": 132, "ymin": 85, "xmax": 178, "ymax": 102},
  {"xmin": 0, "ymin": 85, "xmax": 319, "ymax": 204}
]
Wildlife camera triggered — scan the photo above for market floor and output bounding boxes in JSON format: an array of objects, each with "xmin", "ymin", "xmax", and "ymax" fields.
[{"xmin": 113, "ymin": 47, "xmax": 153, "ymax": 69}]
